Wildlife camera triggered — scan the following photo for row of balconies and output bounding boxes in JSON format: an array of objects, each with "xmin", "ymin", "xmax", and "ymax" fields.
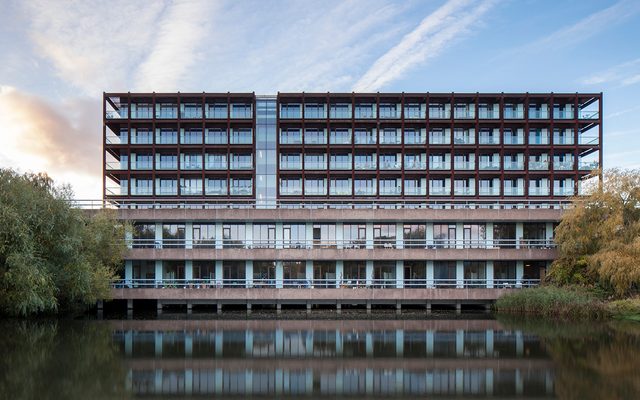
[
  {"xmin": 106, "ymin": 103, "xmax": 253, "ymax": 120},
  {"xmin": 278, "ymin": 102, "xmax": 598, "ymax": 120}
]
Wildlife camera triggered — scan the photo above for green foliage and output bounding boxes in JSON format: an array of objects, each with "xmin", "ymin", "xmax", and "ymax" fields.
[
  {"xmin": 495, "ymin": 286, "xmax": 608, "ymax": 319},
  {"xmin": 549, "ymin": 168, "xmax": 640, "ymax": 296},
  {"xmin": 0, "ymin": 169, "xmax": 127, "ymax": 316}
]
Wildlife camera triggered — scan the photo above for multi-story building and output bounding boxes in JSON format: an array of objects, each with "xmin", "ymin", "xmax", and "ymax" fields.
[{"xmin": 104, "ymin": 92, "xmax": 602, "ymax": 312}]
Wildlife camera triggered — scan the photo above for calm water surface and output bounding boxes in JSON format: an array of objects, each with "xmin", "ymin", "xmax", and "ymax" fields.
[{"xmin": 1, "ymin": 313, "xmax": 640, "ymax": 399}]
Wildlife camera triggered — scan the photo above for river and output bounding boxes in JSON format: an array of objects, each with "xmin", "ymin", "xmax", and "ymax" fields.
[{"xmin": 1, "ymin": 312, "xmax": 639, "ymax": 399}]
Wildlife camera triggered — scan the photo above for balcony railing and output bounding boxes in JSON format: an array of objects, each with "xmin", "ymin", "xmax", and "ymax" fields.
[
  {"xmin": 330, "ymin": 161, "xmax": 352, "ymax": 170},
  {"xmin": 579, "ymin": 161, "xmax": 599, "ymax": 170},
  {"xmin": 578, "ymin": 110, "xmax": 599, "ymax": 119},
  {"xmin": 112, "ymin": 277, "xmax": 541, "ymax": 289}
]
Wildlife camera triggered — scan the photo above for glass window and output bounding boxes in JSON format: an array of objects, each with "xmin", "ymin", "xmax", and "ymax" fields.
[
  {"xmin": 207, "ymin": 103, "xmax": 227, "ymax": 119},
  {"xmin": 283, "ymin": 224, "xmax": 306, "ymax": 249},
  {"xmin": 379, "ymin": 104, "xmax": 398, "ymax": 118},
  {"xmin": 304, "ymin": 178, "xmax": 327, "ymax": 195},
  {"xmin": 280, "ymin": 128, "xmax": 302, "ymax": 144},
  {"xmin": 373, "ymin": 224, "xmax": 395, "ymax": 248},
  {"xmin": 182, "ymin": 103, "xmax": 202, "ymax": 118},
  {"xmin": 132, "ymin": 223, "xmax": 155, "ymax": 248},
  {"xmin": 280, "ymin": 103, "xmax": 301, "ymax": 119},
  {"xmin": 404, "ymin": 128, "xmax": 425, "ymax": 145},
  {"xmin": 304, "ymin": 128, "xmax": 327, "ymax": 144},
  {"xmin": 253, "ymin": 224, "xmax": 276, "ymax": 249},
  {"xmin": 205, "ymin": 178, "xmax": 227, "ymax": 195},
  {"xmin": 230, "ymin": 128, "xmax": 252, "ymax": 144},
  {"xmin": 313, "ymin": 224, "xmax": 336, "ymax": 248},
  {"xmin": 156, "ymin": 128, "xmax": 178, "ymax": 144},
  {"xmin": 283, "ymin": 261, "xmax": 306, "ymax": 286},
  {"xmin": 433, "ymin": 224, "xmax": 456, "ymax": 248},
  {"xmin": 230, "ymin": 178, "xmax": 252, "ymax": 195},
  {"xmin": 205, "ymin": 153, "xmax": 226, "ymax": 169},
  {"xmin": 434, "ymin": 261, "xmax": 456, "ymax": 287},
  {"xmin": 231, "ymin": 103, "xmax": 252, "ymax": 119},
  {"xmin": 181, "ymin": 128, "xmax": 202, "ymax": 144},
  {"xmin": 464, "ymin": 261, "xmax": 486, "ymax": 287},
  {"xmin": 354, "ymin": 128, "xmax": 376, "ymax": 145},
  {"xmin": 403, "ymin": 224, "xmax": 426, "ymax": 248},
  {"xmin": 180, "ymin": 178, "xmax": 202, "ymax": 195},
  {"xmin": 354, "ymin": 178, "xmax": 376, "ymax": 195},
  {"xmin": 223, "ymin": 224, "xmax": 246, "ymax": 248},
  {"xmin": 493, "ymin": 223, "xmax": 516, "ymax": 248},
  {"xmin": 463, "ymin": 224, "xmax": 486, "ymax": 248},
  {"xmin": 343, "ymin": 224, "xmax": 366, "ymax": 248},
  {"xmin": 205, "ymin": 128, "xmax": 227, "ymax": 144},
  {"xmin": 330, "ymin": 178, "xmax": 352, "ymax": 196},
  {"xmin": 354, "ymin": 103, "xmax": 375, "ymax": 119},
  {"xmin": 162, "ymin": 224, "xmax": 185, "ymax": 248},
  {"xmin": 304, "ymin": 103, "xmax": 326, "ymax": 119},
  {"xmin": 155, "ymin": 178, "xmax": 177, "ymax": 195},
  {"xmin": 330, "ymin": 128, "xmax": 351, "ymax": 144},
  {"xmin": 192, "ymin": 224, "xmax": 215, "ymax": 248},
  {"xmin": 329, "ymin": 103, "xmax": 351, "ymax": 119}
]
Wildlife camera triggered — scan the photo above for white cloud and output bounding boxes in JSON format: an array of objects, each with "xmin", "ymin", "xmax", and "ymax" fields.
[
  {"xmin": 135, "ymin": 0, "xmax": 218, "ymax": 91},
  {"xmin": 352, "ymin": 0, "xmax": 497, "ymax": 92},
  {"xmin": 581, "ymin": 58, "xmax": 640, "ymax": 87}
]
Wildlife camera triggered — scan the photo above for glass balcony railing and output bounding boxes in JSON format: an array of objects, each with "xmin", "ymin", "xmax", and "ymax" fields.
[
  {"xmin": 230, "ymin": 186, "xmax": 252, "ymax": 195},
  {"xmin": 205, "ymin": 187, "xmax": 227, "ymax": 195},
  {"xmin": 454, "ymin": 162, "xmax": 474, "ymax": 170},
  {"xmin": 156, "ymin": 108, "xmax": 177, "ymax": 119},
  {"xmin": 379, "ymin": 135, "xmax": 401, "ymax": 145},
  {"xmin": 181, "ymin": 162, "xmax": 202, "ymax": 170},
  {"xmin": 529, "ymin": 110, "xmax": 549, "ymax": 119},
  {"xmin": 354, "ymin": 188, "xmax": 376, "ymax": 195},
  {"xmin": 404, "ymin": 160, "xmax": 427, "ymax": 170},
  {"xmin": 304, "ymin": 134, "xmax": 327, "ymax": 145},
  {"xmin": 553, "ymin": 110, "xmax": 574, "ymax": 119},
  {"xmin": 156, "ymin": 187, "xmax": 178, "ymax": 196},
  {"xmin": 579, "ymin": 135, "xmax": 599, "ymax": 145},
  {"xmin": 230, "ymin": 162, "xmax": 253, "ymax": 170},
  {"xmin": 404, "ymin": 134, "xmax": 426, "ymax": 145},
  {"xmin": 554, "ymin": 188, "xmax": 575, "ymax": 196},
  {"xmin": 130, "ymin": 187, "xmax": 152, "ymax": 196},
  {"xmin": 354, "ymin": 135, "xmax": 376, "ymax": 145},
  {"xmin": 280, "ymin": 187, "xmax": 302, "ymax": 195},
  {"xmin": 429, "ymin": 162, "xmax": 450, "ymax": 170},
  {"xmin": 453, "ymin": 136, "xmax": 474, "ymax": 145},
  {"xmin": 479, "ymin": 161, "xmax": 500, "ymax": 170},
  {"xmin": 379, "ymin": 160, "xmax": 401, "ymax": 170},
  {"xmin": 330, "ymin": 161, "xmax": 352, "ymax": 170},
  {"xmin": 454, "ymin": 187, "xmax": 474, "ymax": 195},
  {"xmin": 182, "ymin": 108, "xmax": 202, "ymax": 119},
  {"xmin": 504, "ymin": 188, "xmax": 524, "ymax": 196},
  {"xmin": 454, "ymin": 109, "xmax": 475, "ymax": 119},
  {"xmin": 503, "ymin": 109, "xmax": 524, "ymax": 119},
  {"xmin": 529, "ymin": 188, "xmax": 550, "ymax": 196},
  {"xmin": 304, "ymin": 188, "xmax": 327, "ymax": 195},
  {"xmin": 554, "ymin": 161, "xmax": 574, "ymax": 170},
  {"xmin": 380, "ymin": 187, "xmax": 402, "ymax": 195},
  {"xmin": 330, "ymin": 187, "xmax": 352, "ymax": 196},
  {"xmin": 205, "ymin": 162, "xmax": 227, "ymax": 170},
  {"xmin": 529, "ymin": 161, "xmax": 549, "ymax": 170},
  {"xmin": 553, "ymin": 136, "xmax": 574, "ymax": 145},
  {"xmin": 504, "ymin": 136, "xmax": 525, "ymax": 145},
  {"xmin": 230, "ymin": 106, "xmax": 252, "ymax": 119},
  {"xmin": 479, "ymin": 188, "xmax": 500, "ymax": 196},
  {"xmin": 280, "ymin": 161, "xmax": 302, "ymax": 170},
  {"xmin": 579, "ymin": 110, "xmax": 599, "ymax": 119},
  {"xmin": 105, "ymin": 161, "xmax": 127, "ymax": 170},
  {"xmin": 156, "ymin": 161, "xmax": 177, "ymax": 170},
  {"xmin": 429, "ymin": 110, "xmax": 450, "ymax": 119},
  {"xmin": 181, "ymin": 187, "xmax": 203, "ymax": 195},
  {"xmin": 478, "ymin": 110, "xmax": 499, "ymax": 119},
  {"xmin": 230, "ymin": 134, "xmax": 252, "ymax": 144},
  {"xmin": 479, "ymin": 136, "xmax": 499, "ymax": 145},
  {"xmin": 354, "ymin": 161, "xmax": 376, "ymax": 170},
  {"xmin": 106, "ymin": 109, "xmax": 128, "ymax": 119},
  {"xmin": 429, "ymin": 136, "xmax": 450, "ymax": 145},
  {"xmin": 404, "ymin": 188, "xmax": 426, "ymax": 196},
  {"xmin": 429, "ymin": 187, "xmax": 450, "ymax": 195},
  {"xmin": 579, "ymin": 161, "xmax": 599, "ymax": 170},
  {"xmin": 354, "ymin": 108, "xmax": 376, "ymax": 119},
  {"xmin": 131, "ymin": 161, "xmax": 153, "ymax": 170},
  {"xmin": 504, "ymin": 162, "xmax": 524, "ymax": 170},
  {"xmin": 131, "ymin": 109, "xmax": 153, "ymax": 119},
  {"xmin": 304, "ymin": 162, "xmax": 327, "ymax": 170},
  {"xmin": 280, "ymin": 135, "xmax": 303, "ymax": 145},
  {"xmin": 329, "ymin": 135, "xmax": 351, "ymax": 145},
  {"xmin": 206, "ymin": 106, "xmax": 228, "ymax": 119}
]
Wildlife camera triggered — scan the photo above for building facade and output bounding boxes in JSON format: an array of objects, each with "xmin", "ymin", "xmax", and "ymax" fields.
[{"xmin": 103, "ymin": 92, "xmax": 602, "ymax": 310}]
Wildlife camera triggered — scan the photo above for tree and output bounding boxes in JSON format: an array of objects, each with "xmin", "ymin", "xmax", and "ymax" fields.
[
  {"xmin": 0, "ymin": 169, "xmax": 127, "ymax": 316},
  {"xmin": 549, "ymin": 168, "xmax": 640, "ymax": 296}
]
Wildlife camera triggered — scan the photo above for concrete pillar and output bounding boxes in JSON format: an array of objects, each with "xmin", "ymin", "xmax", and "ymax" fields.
[
  {"xmin": 486, "ymin": 260, "xmax": 494, "ymax": 289},
  {"xmin": 214, "ymin": 368, "xmax": 223, "ymax": 394},
  {"xmin": 275, "ymin": 260, "xmax": 283, "ymax": 288},
  {"xmin": 185, "ymin": 221, "xmax": 193, "ymax": 249},
  {"xmin": 246, "ymin": 260, "xmax": 253, "ymax": 288},
  {"xmin": 546, "ymin": 221, "xmax": 554, "ymax": 248},
  {"xmin": 305, "ymin": 331, "xmax": 313, "ymax": 356},
  {"xmin": 125, "ymin": 260, "xmax": 133, "ymax": 285},
  {"xmin": 127, "ymin": 299, "xmax": 133, "ymax": 310},
  {"xmin": 305, "ymin": 260, "xmax": 313, "ymax": 286},
  {"xmin": 456, "ymin": 302, "xmax": 461, "ymax": 314},
  {"xmin": 186, "ymin": 301, "xmax": 192, "ymax": 314},
  {"xmin": 426, "ymin": 301, "xmax": 432, "ymax": 314},
  {"xmin": 276, "ymin": 302, "xmax": 282, "ymax": 314},
  {"xmin": 456, "ymin": 260, "xmax": 464, "ymax": 288},
  {"xmin": 245, "ymin": 222, "xmax": 253, "ymax": 248},
  {"xmin": 516, "ymin": 261, "xmax": 524, "ymax": 287},
  {"xmin": 426, "ymin": 261, "xmax": 434, "ymax": 288},
  {"xmin": 395, "ymin": 260, "xmax": 404, "ymax": 288},
  {"xmin": 486, "ymin": 222, "xmax": 494, "ymax": 248},
  {"xmin": 154, "ymin": 370, "xmax": 162, "ymax": 395},
  {"xmin": 215, "ymin": 222, "xmax": 223, "ymax": 249},
  {"xmin": 396, "ymin": 301, "xmax": 402, "ymax": 314},
  {"xmin": 366, "ymin": 332, "xmax": 373, "ymax": 357},
  {"xmin": 246, "ymin": 302, "xmax": 252, "ymax": 315},
  {"xmin": 396, "ymin": 222, "xmax": 404, "ymax": 249},
  {"xmin": 336, "ymin": 301, "xmax": 341, "ymax": 314},
  {"xmin": 155, "ymin": 222, "xmax": 163, "ymax": 248},
  {"xmin": 217, "ymin": 301, "xmax": 222, "ymax": 314},
  {"xmin": 185, "ymin": 260, "xmax": 193, "ymax": 281},
  {"xmin": 155, "ymin": 260, "xmax": 163, "ymax": 287},
  {"xmin": 275, "ymin": 221, "xmax": 284, "ymax": 249},
  {"xmin": 455, "ymin": 222, "xmax": 464, "ymax": 249},
  {"xmin": 365, "ymin": 222, "xmax": 374, "ymax": 249},
  {"xmin": 156, "ymin": 300, "xmax": 162, "ymax": 315},
  {"xmin": 516, "ymin": 222, "xmax": 524, "ymax": 249},
  {"xmin": 215, "ymin": 260, "xmax": 223, "ymax": 286},
  {"xmin": 366, "ymin": 301, "xmax": 372, "ymax": 314},
  {"xmin": 426, "ymin": 222, "xmax": 434, "ymax": 248},
  {"xmin": 336, "ymin": 260, "xmax": 344, "ymax": 288},
  {"xmin": 306, "ymin": 301, "xmax": 312, "ymax": 314},
  {"xmin": 305, "ymin": 222, "xmax": 313, "ymax": 249},
  {"xmin": 125, "ymin": 228, "xmax": 133, "ymax": 249},
  {"xmin": 336, "ymin": 222, "xmax": 344, "ymax": 249},
  {"xmin": 245, "ymin": 369, "xmax": 253, "ymax": 395},
  {"xmin": 366, "ymin": 260, "xmax": 374, "ymax": 287}
]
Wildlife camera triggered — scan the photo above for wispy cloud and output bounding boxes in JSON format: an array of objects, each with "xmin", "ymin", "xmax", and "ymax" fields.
[
  {"xmin": 352, "ymin": 0, "xmax": 497, "ymax": 92},
  {"xmin": 582, "ymin": 58, "xmax": 640, "ymax": 87},
  {"xmin": 135, "ymin": 0, "xmax": 218, "ymax": 91},
  {"xmin": 496, "ymin": 0, "xmax": 640, "ymax": 61}
]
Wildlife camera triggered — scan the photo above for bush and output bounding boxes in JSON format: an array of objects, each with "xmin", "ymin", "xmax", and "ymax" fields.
[{"xmin": 495, "ymin": 286, "xmax": 608, "ymax": 319}]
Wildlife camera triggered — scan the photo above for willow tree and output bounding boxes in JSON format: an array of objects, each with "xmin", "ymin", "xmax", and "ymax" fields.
[
  {"xmin": 0, "ymin": 169, "xmax": 127, "ymax": 316},
  {"xmin": 550, "ymin": 168, "xmax": 640, "ymax": 296}
]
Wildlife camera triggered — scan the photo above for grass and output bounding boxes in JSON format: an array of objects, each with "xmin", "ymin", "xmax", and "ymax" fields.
[
  {"xmin": 606, "ymin": 298, "xmax": 640, "ymax": 321},
  {"xmin": 495, "ymin": 286, "xmax": 608, "ymax": 319}
]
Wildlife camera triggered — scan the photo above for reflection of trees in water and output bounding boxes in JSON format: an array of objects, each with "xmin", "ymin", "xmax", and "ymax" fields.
[
  {"xmin": 0, "ymin": 321, "xmax": 130, "ymax": 400},
  {"xmin": 499, "ymin": 316, "xmax": 640, "ymax": 399}
]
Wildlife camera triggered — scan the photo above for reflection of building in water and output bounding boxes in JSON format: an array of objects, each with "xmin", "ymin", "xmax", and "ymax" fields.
[{"xmin": 113, "ymin": 320, "xmax": 554, "ymax": 397}]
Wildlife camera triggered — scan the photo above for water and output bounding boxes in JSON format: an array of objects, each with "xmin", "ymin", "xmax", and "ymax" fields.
[{"xmin": 1, "ymin": 313, "xmax": 640, "ymax": 399}]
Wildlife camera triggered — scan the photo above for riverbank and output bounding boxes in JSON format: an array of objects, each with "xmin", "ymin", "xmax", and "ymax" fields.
[{"xmin": 495, "ymin": 286, "xmax": 640, "ymax": 320}]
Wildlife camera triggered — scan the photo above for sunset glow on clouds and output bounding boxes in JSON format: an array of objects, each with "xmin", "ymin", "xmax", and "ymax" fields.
[{"xmin": 1, "ymin": 0, "xmax": 639, "ymax": 198}]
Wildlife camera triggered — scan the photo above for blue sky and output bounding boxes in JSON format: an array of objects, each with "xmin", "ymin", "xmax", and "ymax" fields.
[{"xmin": 0, "ymin": 0, "xmax": 638, "ymax": 198}]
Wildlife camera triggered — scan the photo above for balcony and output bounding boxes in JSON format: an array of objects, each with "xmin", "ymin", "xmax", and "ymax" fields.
[
  {"xmin": 181, "ymin": 106, "xmax": 203, "ymax": 119},
  {"xmin": 354, "ymin": 134, "xmax": 376, "ymax": 145},
  {"xmin": 553, "ymin": 109, "xmax": 574, "ymax": 119},
  {"xmin": 280, "ymin": 161, "xmax": 302, "ymax": 170},
  {"xmin": 156, "ymin": 106, "xmax": 178, "ymax": 119},
  {"xmin": 230, "ymin": 161, "xmax": 253, "ymax": 170},
  {"xmin": 304, "ymin": 188, "xmax": 327, "ymax": 196},
  {"xmin": 578, "ymin": 110, "xmax": 599, "ymax": 119},
  {"xmin": 454, "ymin": 187, "xmax": 475, "ymax": 196},
  {"xmin": 429, "ymin": 161, "xmax": 450, "ymax": 170},
  {"xmin": 454, "ymin": 108, "xmax": 475, "ymax": 119},
  {"xmin": 156, "ymin": 161, "xmax": 178, "ymax": 170},
  {"xmin": 354, "ymin": 188, "xmax": 376, "ymax": 196},
  {"xmin": 529, "ymin": 110, "xmax": 549, "ymax": 119},
  {"xmin": 354, "ymin": 106, "xmax": 376, "ymax": 119},
  {"xmin": 206, "ymin": 105, "xmax": 228, "ymax": 119},
  {"xmin": 454, "ymin": 162, "xmax": 475, "ymax": 170},
  {"xmin": 329, "ymin": 134, "xmax": 352, "ymax": 145},
  {"xmin": 453, "ymin": 136, "xmax": 474, "ymax": 145},
  {"xmin": 305, "ymin": 133, "xmax": 327, "ymax": 145},
  {"xmin": 379, "ymin": 160, "xmax": 401, "ymax": 170},
  {"xmin": 304, "ymin": 162, "xmax": 327, "ymax": 170},
  {"xmin": 181, "ymin": 187, "xmax": 203, "ymax": 195},
  {"xmin": 405, "ymin": 188, "xmax": 426, "ymax": 196},
  {"xmin": 106, "ymin": 161, "xmax": 127, "ymax": 170},
  {"xmin": 330, "ymin": 187, "xmax": 352, "ymax": 196},
  {"xmin": 503, "ymin": 108, "xmax": 524, "ymax": 119},
  {"xmin": 280, "ymin": 187, "xmax": 302, "ymax": 196},
  {"xmin": 404, "ymin": 133, "xmax": 426, "ymax": 145},
  {"xmin": 504, "ymin": 162, "xmax": 524, "ymax": 171},
  {"xmin": 205, "ymin": 186, "xmax": 227, "ymax": 196},
  {"xmin": 554, "ymin": 161, "xmax": 574, "ymax": 171},
  {"xmin": 405, "ymin": 160, "xmax": 427, "ymax": 170},
  {"xmin": 479, "ymin": 188, "xmax": 500, "ymax": 196},
  {"xmin": 429, "ymin": 187, "xmax": 450, "ymax": 195},
  {"xmin": 380, "ymin": 186, "xmax": 402, "ymax": 196},
  {"xmin": 478, "ymin": 109, "xmax": 499, "ymax": 119},
  {"xmin": 230, "ymin": 133, "xmax": 253, "ymax": 145},
  {"xmin": 131, "ymin": 161, "xmax": 154, "ymax": 170},
  {"xmin": 230, "ymin": 105, "xmax": 252, "ymax": 119},
  {"xmin": 354, "ymin": 161, "xmax": 376, "ymax": 170},
  {"xmin": 130, "ymin": 187, "xmax": 152, "ymax": 196},
  {"xmin": 529, "ymin": 161, "xmax": 549, "ymax": 170},
  {"xmin": 230, "ymin": 186, "xmax": 252, "ymax": 195},
  {"xmin": 554, "ymin": 188, "xmax": 575, "ymax": 196},
  {"xmin": 379, "ymin": 134, "xmax": 401, "ymax": 145},
  {"xmin": 428, "ymin": 109, "xmax": 450, "ymax": 119},
  {"xmin": 529, "ymin": 188, "xmax": 550, "ymax": 196},
  {"xmin": 280, "ymin": 134, "xmax": 303, "ymax": 145},
  {"xmin": 330, "ymin": 161, "xmax": 352, "ymax": 170},
  {"xmin": 504, "ymin": 188, "xmax": 524, "ymax": 196},
  {"xmin": 579, "ymin": 161, "xmax": 599, "ymax": 171},
  {"xmin": 181, "ymin": 161, "xmax": 202, "ymax": 170},
  {"xmin": 479, "ymin": 136, "xmax": 499, "ymax": 145},
  {"xmin": 479, "ymin": 161, "xmax": 500, "ymax": 170},
  {"xmin": 205, "ymin": 162, "xmax": 227, "ymax": 170},
  {"xmin": 156, "ymin": 187, "xmax": 178, "ymax": 196}
]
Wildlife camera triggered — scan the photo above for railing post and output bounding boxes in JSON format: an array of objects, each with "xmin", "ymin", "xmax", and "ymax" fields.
[
  {"xmin": 245, "ymin": 261, "xmax": 253, "ymax": 288},
  {"xmin": 155, "ymin": 260, "xmax": 163, "ymax": 287},
  {"xmin": 456, "ymin": 261, "xmax": 464, "ymax": 288},
  {"xmin": 486, "ymin": 261, "xmax": 494, "ymax": 289},
  {"xmin": 426, "ymin": 261, "xmax": 434, "ymax": 288},
  {"xmin": 395, "ymin": 260, "xmax": 404, "ymax": 288}
]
